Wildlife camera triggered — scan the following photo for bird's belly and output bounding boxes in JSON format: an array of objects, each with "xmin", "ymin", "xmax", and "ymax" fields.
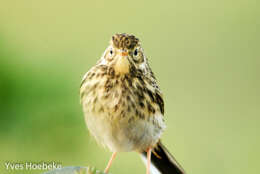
[
  {"xmin": 81, "ymin": 73, "xmax": 165, "ymax": 152},
  {"xmin": 84, "ymin": 111, "xmax": 164, "ymax": 152}
]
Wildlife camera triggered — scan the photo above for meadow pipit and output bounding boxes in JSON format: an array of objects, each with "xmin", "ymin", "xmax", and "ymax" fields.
[{"xmin": 80, "ymin": 33, "xmax": 185, "ymax": 174}]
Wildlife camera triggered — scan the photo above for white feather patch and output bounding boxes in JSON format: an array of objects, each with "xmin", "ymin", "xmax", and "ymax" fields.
[
  {"xmin": 99, "ymin": 58, "xmax": 107, "ymax": 65},
  {"xmin": 140, "ymin": 62, "xmax": 146, "ymax": 70}
]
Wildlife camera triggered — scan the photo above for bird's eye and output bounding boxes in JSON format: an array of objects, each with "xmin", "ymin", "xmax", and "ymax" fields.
[
  {"xmin": 109, "ymin": 49, "xmax": 113, "ymax": 56},
  {"xmin": 133, "ymin": 49, "xmax": 138, "ymax": 56},
  {"xmin": 106, "ymin": 47, "xmax": 114, "ymax": 61}
]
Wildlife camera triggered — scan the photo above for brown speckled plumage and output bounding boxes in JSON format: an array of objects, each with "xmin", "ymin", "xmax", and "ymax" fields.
[
  {"xmin": 112, "ymin": 33, "xmax": 139, "ymax": 49},
  {"xmin": 80, "ymin": 33, "xmax": 185, "ymax": 174}
]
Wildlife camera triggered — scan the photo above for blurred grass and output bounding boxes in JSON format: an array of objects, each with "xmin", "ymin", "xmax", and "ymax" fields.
[{"xmin": 0, "ymin": 0, "xmax": 259, "ymax": 174}]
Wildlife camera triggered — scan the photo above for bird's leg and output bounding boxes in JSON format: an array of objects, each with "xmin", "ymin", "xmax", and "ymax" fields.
[
  {"xmin": 104, "ymin": 152, "xmax": 117, "ymax": 173},
  {"xmin": 146, "ymin": 147, "xmax": 152, "ymax": 174}
]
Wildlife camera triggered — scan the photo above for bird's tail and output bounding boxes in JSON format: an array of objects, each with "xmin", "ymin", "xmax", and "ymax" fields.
[{"xmin": 141, "ymin": 141, "xmax": 186, "ymax": 174}]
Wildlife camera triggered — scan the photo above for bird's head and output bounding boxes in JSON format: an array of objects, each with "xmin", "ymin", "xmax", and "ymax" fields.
[{"xmin": 99, "ymin": 33, "xmax": 147, "ymax": 75}]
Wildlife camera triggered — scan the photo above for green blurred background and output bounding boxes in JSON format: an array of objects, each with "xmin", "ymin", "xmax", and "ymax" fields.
[{"xmin": 0, "ymin": 0, "xmax": 259, "ymax": 174}]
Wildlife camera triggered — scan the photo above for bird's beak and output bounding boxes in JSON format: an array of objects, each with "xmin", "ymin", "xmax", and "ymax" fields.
[{"xmin": 119, "ymin": 50, "xmax": 128, "ymax": 57}]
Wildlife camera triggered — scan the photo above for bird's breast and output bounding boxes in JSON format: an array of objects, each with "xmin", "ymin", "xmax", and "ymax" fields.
[{"xmin": 80, "ymin": 65, "xmax": 165, "ymax": 151}]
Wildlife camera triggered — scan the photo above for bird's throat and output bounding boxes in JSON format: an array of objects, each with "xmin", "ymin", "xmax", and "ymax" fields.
[{"xmin": 114, "ymin": 57, "xmax": 130, "ymax": 75}]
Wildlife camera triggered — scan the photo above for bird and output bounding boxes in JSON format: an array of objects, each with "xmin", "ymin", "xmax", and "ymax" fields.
[{"xmin": 80, "ymin": 33, "xmax": 186, "ymax": 174}]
